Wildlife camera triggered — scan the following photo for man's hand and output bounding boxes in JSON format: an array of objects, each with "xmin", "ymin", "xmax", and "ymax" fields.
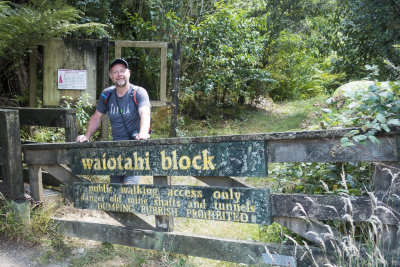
[
  {"xmin": 76, "ymin": 135, "xmax": 89, "ymax": 142},
  {"xmin": 135, "ymin": 132, "xmax": 150, "ymax": 140}
]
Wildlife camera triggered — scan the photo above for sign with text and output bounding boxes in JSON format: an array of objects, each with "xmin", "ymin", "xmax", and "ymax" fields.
[
  {"xmin": 69, "ymin": 141, "xmax": 267, "ymax": 177},
  {"xmin": 73, "ymin": 183, "xmax": 271, "ymax": 225},
  {"xmin": 58, "ymin": 69, "xmax": 87, "ymax": 90}
]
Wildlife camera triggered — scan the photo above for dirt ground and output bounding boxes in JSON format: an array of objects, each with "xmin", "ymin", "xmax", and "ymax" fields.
[
  {"xmin": 0, "ymin": 238, "xmax": 60, "ymax": 267},
  {"xmin": 0, "ymin": 206, "xmax": 128, "ymax": 267}
]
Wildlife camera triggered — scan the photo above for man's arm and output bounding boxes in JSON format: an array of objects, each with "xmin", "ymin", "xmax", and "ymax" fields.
[
  {"xmin": 76, "ymin": 110, "xmax": 104, "ymax": 142},
  {"xmin": 136, "ymin": 106, "xmax": 151, "ymax": 140}
]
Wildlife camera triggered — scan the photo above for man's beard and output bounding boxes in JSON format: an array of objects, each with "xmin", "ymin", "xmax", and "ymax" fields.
[{"xmin": 115, "ymin": 79, "xmax": 127, "ymax": 87}]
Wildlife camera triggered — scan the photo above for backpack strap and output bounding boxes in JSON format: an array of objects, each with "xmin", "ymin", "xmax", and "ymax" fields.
[
  {"xmin": 129, "ymin": 86, "xmax": 138, "ymax": 106},
  {"xmin": 100, "ymin": 87, "xmax": 115, "ymax": 105},
  {"xmin": 101, "ymin": 86, "xmax": 138, "ymax": 106}
]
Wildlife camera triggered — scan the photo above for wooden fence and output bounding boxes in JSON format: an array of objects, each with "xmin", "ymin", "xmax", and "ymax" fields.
[
  {"xmin": 0, "ymin": 108, "xmax": 76, "ymax": 199},
  {"xmin": 20, "ymin": 127, "xmax": 400, "ymax": 266}
]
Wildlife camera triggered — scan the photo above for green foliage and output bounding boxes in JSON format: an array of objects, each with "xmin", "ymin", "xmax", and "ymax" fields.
[
  {"xmin": 267, "ymin": 31, "xmax": 344, "ymax": 100},
  {"xmin": 331, "ymin": 0, "xmax": 400, "ymax": 79},
  {"xmin": 62, "ymin": 93, "xmax": 95, "ymax": 137},
  {"xmin": 121, "ymin": 0, "xmax": 273, "ymax": 107},
  {"xmin": 151, "ymin": 106, "xmax": 172, "ymax": 139},
  {"xmin": 272, "ymin": 80, "xmax": 400, "ymax": 197},
  {"xmin": 184, "ymin": 2, "xmax": 273, "ymax": 106},
  {"xmin": 0, "ymin": 0, "xmax": 107, "ymax": 61},
  {"xmin": 0, "ymin": 0, "xmax": 108, "ymax": 101},
  {"xmin": 20, "ymin": 126, "xmax": 65, "ymax": 143},
  {"xmin": 269, "ymin": 162, "xmax": 374, "ymax": 196},
  {"xmin": 322, "ymin": 81, "xmax": 400, "ymax": 147},
  {"xmin": 257, "ymin": 222, "xmax": 304, "ymax": 245}
]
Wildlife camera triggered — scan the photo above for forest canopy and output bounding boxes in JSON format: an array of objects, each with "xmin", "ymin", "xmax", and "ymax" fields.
[{"xmin": 0, "ymin": 0, "xmax": 399, "ymax": 111}]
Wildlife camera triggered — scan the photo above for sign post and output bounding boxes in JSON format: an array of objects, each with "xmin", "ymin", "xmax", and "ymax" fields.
[
  {"xmin": 73, "ymin": 183, "xmax": 271, "ymax": 225},
  {"xmin": 69, "ymin": 141, "xmax": 268, "ymax": 177},
  {"xmin": 57, "ymin": 69, "xmax": 87, "ymax": 90}
]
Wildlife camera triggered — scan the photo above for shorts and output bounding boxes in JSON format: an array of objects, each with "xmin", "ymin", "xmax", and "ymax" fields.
[{"xmin": 110, "ymin": 175, "xmax": 140, "ymax": 184}]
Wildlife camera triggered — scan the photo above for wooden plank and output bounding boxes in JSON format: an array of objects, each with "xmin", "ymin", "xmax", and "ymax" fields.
[
  {"xmin": 170, "ymin": 40, "xmax": 180, "ymax": 137},
  {"xmin": 0, "ymin": 109, "xmax": 24, "ymax": 199},
  {"xmin": 271, "ymin": 194, "xmax": 399, "ymax": 225},
  {"xmin": 160, "ymin": 47, "xmax": 167, "ymax": 101},
  {"xmin": 43, "ymin": 39, "xmax": 97, "ymax": 106},
  {"xmin": 29, "ymin": 47, "xmax": 38, "ymax": 108},
  {"xmin": 150, "ymin": 100, "xmax": 172, "ymax": 107},
  {"xmin": 153, "ymin": 176, "xmax": 173, "ymax": 231},
  {"xmin": 54, "ymin": 219, "xmax": 329, "ymax": 266},
  {"xmin": 22, "ymin": 129, "xmax": 400, "ymax": 163},
  {"xmin": 62, "ymin": 184, "xmax": 156, "ymax": 230},
  {"xmin": 29, "ymin": 165, "xmax": 43, "ymax": 202},
  {"xmin": 40, "ymin": 164, "xmax": 85, "ymax": 184},
  {"xmin": 194, "ymin": 176, "xmax": 251, "ymax": 188},
  {"xmin": 72, "ymin": 183, "xmax": 271, "ymax": 225},
  {"xmin": 67, "ymin": 141, "xmax": 267, "ymax": 177},
  {"xmin": 5, "ymin": 107, "xmax": 77, "ymax": 128},
  {"xmin": 101, "ymin": 115, "xmax": 109, "ymax": 141},
  {"xmin": 373, "ymin": 161, "xmax": 400, "ymax": 251},
  {"xmin": 115, "ymin": 41, "xmax": 122, "ymax": 58},
  {"xmin": 65, "ymin": 111, "xmax": 77, "ymax": 142},
  {"xmin": 23, "ymin": 167, "xmax": 63, "ymax": 187},
  {"xmin": 101, "ymin": 38, "xmax": 110, "ymax": 141},
  {"xmin": 24, "ymin": 148, "xmax": 69, "ymax": 165},
  {"xmin": 69, "ymin": 183, "xmax": 399, "ymax": 225},
  {"xmin": 114, "ymin": 40, "xmax": 168, "ymax": 49},
  {"xmin": 273, "ymin": 217, "xmax": 341, "ymax": 250},
  {"xmin": 105, "ymin": 211, "xmax": 156, "ymax": 230},
  {"xmin": 268, "ymin": 135, "xmax": 397, "ymax": 162}
]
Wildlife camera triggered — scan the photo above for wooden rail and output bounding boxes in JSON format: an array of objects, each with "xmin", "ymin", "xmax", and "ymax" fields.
[
  {"xmin": 5, "ymin": 107, "xmax": 77, "ymax": 142},
  {"xmin": 0, "ymin": 109, "xmax": 24, "ymax": 199},
  {"xmin": 21, "ymin": 128, "xmax": 400, "ymax": 266},
  {"xmin": 0, "ymin": 108, "xmax": 77, "ymax": 200}
]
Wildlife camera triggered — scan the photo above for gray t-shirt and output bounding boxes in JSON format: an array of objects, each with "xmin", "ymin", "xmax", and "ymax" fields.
[{"xmin": 97, "ymin": 84, "xmax": 151, "ymax": 140}]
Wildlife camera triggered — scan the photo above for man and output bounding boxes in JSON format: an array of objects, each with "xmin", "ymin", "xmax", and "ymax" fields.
[{"xmin": 76, "ymin": 58, "xmax": 151, "ymax": 184}]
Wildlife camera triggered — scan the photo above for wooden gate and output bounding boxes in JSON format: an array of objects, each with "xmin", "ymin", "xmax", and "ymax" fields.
[{"xmin": 21, "ymin": 128, "xmax": 400, "ymax": 266}]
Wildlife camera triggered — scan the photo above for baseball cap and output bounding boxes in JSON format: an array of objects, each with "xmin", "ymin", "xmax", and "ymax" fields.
[{"xmin": 109, "ymin": 58, "xmax": 129, "ymax": 70}]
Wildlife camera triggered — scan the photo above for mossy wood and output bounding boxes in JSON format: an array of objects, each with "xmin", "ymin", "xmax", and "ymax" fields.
[
  {"xmin": 43, "ymin": 39, "xmax": 97, "ymax": 106},
  {"xmin": 0, "ymin": 109, "xmax": 24, "ymax": 198},
  {"xmin": 68, "ymin": 141, "xmax": 266, "ymax": 177},
  {"xmin": 23, "ymin": 128, "xmax": 399, "ymax": 166},
  {"xmin": 54, "ymin": 219, "xmax": 329, "ymax": 266},
  {"xmin": 4, "ymin": 107, "xmax": 77, "ymax": 142},
  {"xmin": 20, "ymin": 128, "xmax": 400, "ymax": 265},
  {"xmin": 72, "ymin": 183, "xmax": 271, "ymax": 225}
]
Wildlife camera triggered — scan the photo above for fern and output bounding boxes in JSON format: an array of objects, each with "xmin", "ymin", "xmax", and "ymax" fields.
[{"xmin": 0, "ymin": 0, "xmax": 108, "ymax": 60}]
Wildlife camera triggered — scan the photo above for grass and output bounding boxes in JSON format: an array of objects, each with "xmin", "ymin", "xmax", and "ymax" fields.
[{"xmin": 172, "ymin": 95, "xmax": 327, "ymax": 138}]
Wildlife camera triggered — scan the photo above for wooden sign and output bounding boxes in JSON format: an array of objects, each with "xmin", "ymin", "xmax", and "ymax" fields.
[
  {"xmin": 69, "ymin": 141, "xmax": 267, "ymax": 177},
  {"xmin": 73, "ymin": 183, "xmax": 271, "ymax": 225}
]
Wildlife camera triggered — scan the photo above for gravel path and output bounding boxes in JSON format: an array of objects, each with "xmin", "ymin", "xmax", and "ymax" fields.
[{"xmin": 0, "ymin": 238, "xmax": 41, "ymax": 267}]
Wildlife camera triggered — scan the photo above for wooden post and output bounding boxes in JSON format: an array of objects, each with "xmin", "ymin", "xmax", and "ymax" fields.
[
  {"xmin": 160, "ymin": 46, "xmax": 167, "ymax": 101},
  {"xmin": 153, "ymin": 176, "xmax": 173, "ymax": 231},
  {"xmin": 65, "ymin": 110, "xmax": 77, "ymax": 142},
  {"xmin": 170, "ymin": 40, "xmax": 180, "ymax": 138},
  {"xmin": 115, "ymin": 40, "xmax": 122, "ymax": 58},
  {"xmin": 29, "ymin": 165, "xmax": 43, "ymax": 202},
  {"xmin": 29, "ymin": 47, "xmax": 38, "ymax": 108},
  {"xmin": 101, "ymin": 38, "xmax": 110, "ymax": 140},
  {"xmin": 0, "ymin": 109, "xmax": 24, "ymax": 199},
  {"xmin": 373, "ymin": 161, "xmax": 400, "ymax": 252}
]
